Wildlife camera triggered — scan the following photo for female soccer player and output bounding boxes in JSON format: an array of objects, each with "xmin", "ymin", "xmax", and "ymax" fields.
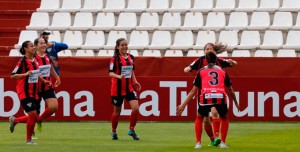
[
  {"xmin": 34, "ymin": 37, "xmax": 61, "ymax": 132},
  {"xmin": 109, "ymin": 38, "xmax": 141, "ymax": 140},
  {"xmin": 183, "ymin": 43, "xmax": 237, "ymax": 146},
  {"xmin": 177, "ymin": 52, "xmax": 240, "ymax": 149},
  {"xmin": 10, "ymin": 40, "xmax": 50, "ymax": 144}
]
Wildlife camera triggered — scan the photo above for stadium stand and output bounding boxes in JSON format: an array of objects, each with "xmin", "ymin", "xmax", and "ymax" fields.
[
  {"xmin": 80, "ymin": 0, "xmax": 103, "ymax": 13},
  {"xmin": 1, "ymin": 0, "xmax": 300, "ymax": 57},
  {"xmin": 235, "ymin": 0, "xmax": 258, "ymax": 12},
  {"xmin": 97, "ymin": 49, "xmax": 114, "ymax": 57}
]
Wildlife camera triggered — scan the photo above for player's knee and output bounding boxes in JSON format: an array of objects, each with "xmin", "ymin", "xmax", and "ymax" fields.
[
  {"xmin": 131, "ymin": 107, "xmax": 139, "ymax": 113},
  {"xmin": 49, "ymin": 106, "xmax": 58, "ymax": 113}
]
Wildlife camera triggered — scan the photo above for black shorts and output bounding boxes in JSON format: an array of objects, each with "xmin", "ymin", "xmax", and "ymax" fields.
[
  {"xmin": 21, "ymin": 98, "xmax": 40, "ymax": 113},
  {"xmin": 40, "ymin": 88, "xmax": 57, "ymax": 100},
  {"xmin": 198, "ymin": 104, "xmax": 228, "ymax": 118},
  {"xmin": 111, "ymin": 92, "xmax": 138, "ymax": 107}
]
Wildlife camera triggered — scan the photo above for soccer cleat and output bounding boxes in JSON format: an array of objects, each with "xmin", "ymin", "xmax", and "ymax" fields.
[
  {"xmin": 9, "ymin": 116, "xmax": 16, "ymax": 133},
  {"xmin": 111, "ymin": 132, "xmax": 118, "ymax": 140},
  {"xmin": 26, "ymin": 140, "xmax": 37, "ymax": 145},
  {"xmin": 220, "ymin": 141, "xmax": 229, "ymax": 149},
  {"xmin": 207, "ymin": 141, "xmax": 214, "ymax": 146},
  {"xmin": 128, "ymin": 130, "xmax": 140, "ymax": 140},
  {"xmin": 213, "ymin": 137, "xmax": 221, "ymax": 146},
  {"xmin": 194, "ymin": 142, "xmax": 202, "ymax": 149},
  {"xmin": 37, "ymin": 122, "xmax": 42, "ymax": 133}
]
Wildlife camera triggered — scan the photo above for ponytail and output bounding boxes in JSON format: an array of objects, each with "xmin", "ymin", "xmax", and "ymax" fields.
[{"xmin": 19, "ymin": 40, "xmax": 31, "ymax": 55}]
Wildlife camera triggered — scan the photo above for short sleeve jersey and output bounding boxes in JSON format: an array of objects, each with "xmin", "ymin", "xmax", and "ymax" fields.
[
  {"xmin": 193, "ymin": 65, "xmax": 232, "ymax": 105},
  {"xmin": 11, "ymin": 56, "xmax": 40, "ymax": 100},
  {"xmin": 190, "ymin": 56, "xmax": 231, "ymax": 71},
  {"xmin": 109, "ymin": 53, "xmax": 135, "ymax": 96},
  {"xmin": 34, "ymin": 54, "xmax": 53, "ymax": 92}
]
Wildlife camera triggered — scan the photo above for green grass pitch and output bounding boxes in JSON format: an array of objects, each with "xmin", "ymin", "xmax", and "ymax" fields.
[{"xmin": 1, "ymin": 121, "xmax": 300, "ymax": 152}]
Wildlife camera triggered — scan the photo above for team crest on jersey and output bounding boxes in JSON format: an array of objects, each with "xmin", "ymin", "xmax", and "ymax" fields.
[
  {"xmin": 113, "ymin": 99, "xmax": 118, "ymax": 104},
  {"xmin": 27, "ymin": 102, "xmax": 32, "ymax": 107}
]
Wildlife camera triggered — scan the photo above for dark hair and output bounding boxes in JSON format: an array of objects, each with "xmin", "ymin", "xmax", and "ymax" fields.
[
  {"xmin": 204, "ymin": 42, "xmax": 229, "ymax": 54},
  {"xmin": 34, "ymin": 37, "xmax": 43, "ymax": 46},
  {"xmin": 205, "ymin": 52, "xmax": 217, "ymax": 64},
  {"xmin": 19, "ymin": 40, "xmax": 31, "ymax": 55},
  {"xmin": 114, "ymin": 38, "xmax": 126, "ymax": 55}
]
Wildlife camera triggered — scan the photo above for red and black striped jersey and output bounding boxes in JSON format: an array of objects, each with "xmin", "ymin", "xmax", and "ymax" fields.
[
  {"xmin": 190, "ymin": 56, "xmax": 231, "ymax": 71},
  {"xmin": 34, "ymin": 54, "xmax": 53, "ymax": 91},
  {"xmin": 11, "ymin": 56, "xmax": 40, "ymax": 100},
  {"xmin": 193, "ymin": 65, "xmax": 232, "ymax": 105},
  {"xmin": 109, "ymin": 53, "xmax": 135, "ymax": 96}
]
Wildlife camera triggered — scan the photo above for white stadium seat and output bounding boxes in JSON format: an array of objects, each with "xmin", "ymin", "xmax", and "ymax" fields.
[
  {"xmin": 257, "ymin": 0, "xmax": 279, "ymax": 12},
  {"xmin": 193, "ymin": 31, "xmax": 216, "ymax": 49},
  {"xmin": 98, "ymin": 50, "xmax": 114, "ymax": 57},
  {"xmin": 236, "ymin": 0, "xmax": 258, "ymax": 12},
  {"xmin": 225, "ymin": 12, "xmax": 248, "ymax": 30},
  {"xmin": 80, "ymin": 0, "xmax": 103, "ymax": 13},
  {"xmin": 217, "ymin": 51, "xmax": 228, "ymax": 57},
  {"xmin": 168, "ymin": 0, "xmax": 191, "ymax": 12},
  {"xmin": 104, "ymin": 31, "xmax": 127, "ymax": 50},
  {"xmin": 63, "ymin": 31, "xmax": 83, "ymax": 49},
  {"xmin": 164, "ymin": 50, "xmax": 183, "ymax": 57},
  {"xmin": 277, "ymin": 49, "xmax": 297, "ymax": 57},
  {"xmin": 191, "ymin": 0, "xmax": 213, "ymax": 13},
  {"xmin": 48, "ymin": 31, "xmax": 61, "ymax": 42},
  {"xmin": 9, "ymin": 49, "xmax": 22, "ymax": 56},
  {"xmin": 148, "ymin": 31, "xmax": 171, "ymax": 50},
  {"xmin": 170, "ymin": 31, "xmax": 194, "ymax": 50},
  {"xmin": 58, "ymin": 0, "xmax": 81, "ymax": 12},
  {"xmin": 114, "ymin": 13, "xmax": 137, "ymax": 31},
  {"xmin": 254, "ymin": 50, "xmax": 273, "ymax": 57},
  {"xmin": 213, "ymin": 0, "xmax": 236, "ymax": 12},
  {"xmin": 180, "ymin": 12, "xmax": 203, "ymax": 31},
  {"xmin": 37, "ymin": 0, "xmax": 60, "ymax": 12},
  {"xmin": 238, "ymin": 31, "xmax": 260, "ymax": 49},
  {"xmin": 75, "ymin": 50, "xmax": 94, "ymax": 57},
  {"xmin": 247, "ymin": 12, "xmax": 270, "ymax": 30},
  {"xmin": 47, "ymin": 12, "xmax": 71, "ymax": 31},
  {"xmin": 218, "ymin": 31, "xmax": 238, "ymax": 49},
  {"xmin": 81, "ymin": 31, "xmax": 105, "ymax": 50},
  {"xmin": 26, "ymin": 12, "xmax": 49, "ymax": 30},
  {"xmin": 270, "ymin": 12, "xmax": 293, "ymax": 30},
  {"xmin": 187, "ymin": 50, "xmax": 204, "ymax": 57},
  {"xmin": 15, "ymin": 30, "xmax": 38, "ymax": 48},
  {"xmin": 260, "ymin": 31, "xmax": 283, "ymax": 49},
  {"xmin": 102, "ymin": 0, "xmax": 125, "ymax": 13},
  {"xmin": 128, "ymin": 31, "xmax": 149, "ymax": 50},
  {"xmin": 203, "ymin": 12, "xmax": 226, "ymax": 31},
  {"xmin": 147, "ymin": 0, "xmax": 169, "ymax": 13},
  {"xmin": 128, "ymin": 50, "xmax": 139, "ymax": 56},
  {"xmin": 92, "ymin": 13, "xmax": 115, "ymax": 31},
  {"xmin": 279, "ymin": 0, "xmax": 300, "ymax": 12},
  {"xmin": 70, "ymin": 12, "xmax": 93, "ymax": 31},
  {"xmin": 158, "ymin": 12, "xmax": 181, "ymax": 31},
  {"xmin": 136, "ymin": 12, "xmax": 159, "ymax": 31},
  {"xmin": 125, "ymin": 0, "xmax": 147, "ymax": 13},
  {"xmin": 283, "ymin": 31, "xmax": 300, "ymax": 49},
  {"xmin": 143, "ymin": 50, "xmax": 161, "ymax": 57},
  {"xmin": 231, "ymin": 50, "xmax": 251, "ymax": 57}
]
